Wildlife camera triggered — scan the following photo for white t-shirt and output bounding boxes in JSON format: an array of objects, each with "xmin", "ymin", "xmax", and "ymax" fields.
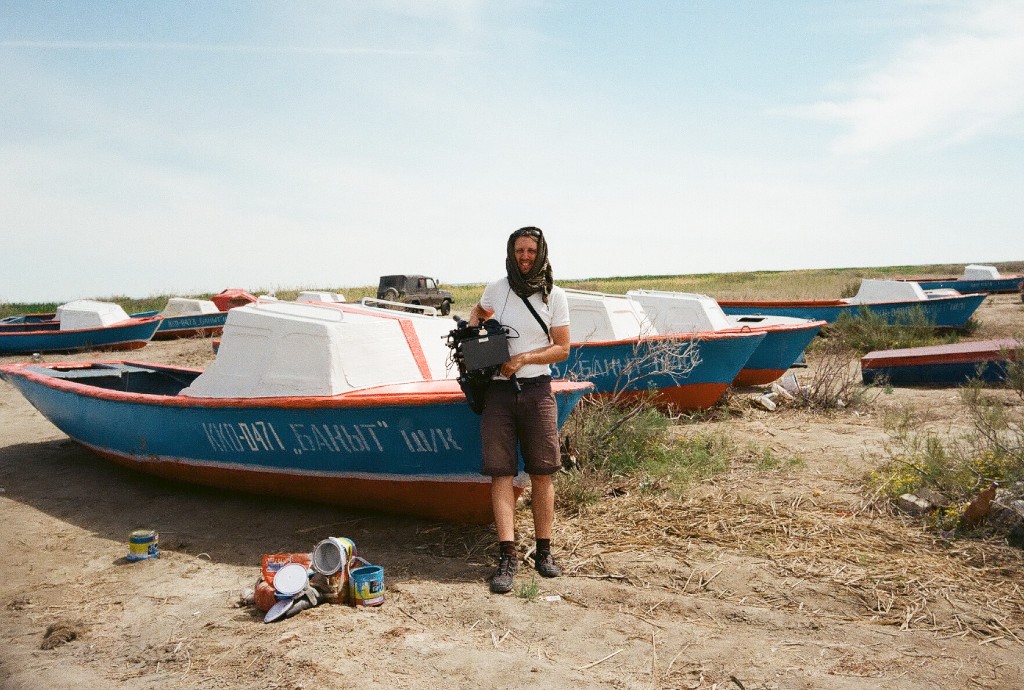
[{"xmin": 480, "ymin": 278, "xmax": 569, "ymax": 379}]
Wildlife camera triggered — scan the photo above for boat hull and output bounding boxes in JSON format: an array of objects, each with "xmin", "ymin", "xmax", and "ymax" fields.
[
  {"xmin": 152, "ymin": 312, "xmax": 228, "ymax": 340},
  {"xmin": 732, "ymin": 321, "xmax": 825, "ymax": 386},
  {"xmin": 861, "ymin": 339, "xmax": 1021, "ymax": 386},
  {"xmin": 0, "ymin": 317, "xmax": 162, "ymax": 355},
  {"xmin": 718, "ymin": 293, "xmax": 986, "ymax": 329},
  {"xmin": 131, "ymin": 311, "xmax": 229, "ymax": 340},
  {"xmin": 0, "ymin": 362, "xmax": 591, "ymax": 523},
  {"xmin": 552, "ymin": 331, "xmax": 764, "ymax": 410},
  {"xmin": 898, "ymin": 276, "xmax": 1024, "ymax": 294}
]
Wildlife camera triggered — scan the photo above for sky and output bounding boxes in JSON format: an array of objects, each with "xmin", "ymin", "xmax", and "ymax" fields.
[{"xmin": 2, "ymin": 0, "xmax": 1023, "ymax": 303}]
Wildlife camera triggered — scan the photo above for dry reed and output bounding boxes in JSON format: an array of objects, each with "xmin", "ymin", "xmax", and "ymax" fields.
[{"xmin": 546, "ymin": 485, "xmax": 1024, "ymax": 642}]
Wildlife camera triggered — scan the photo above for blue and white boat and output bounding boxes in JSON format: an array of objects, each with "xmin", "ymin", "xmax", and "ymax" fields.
[
  {"xmin": 0, "ymin": 300, "xmax": 161, "ymax": 355},
  {"xmin": 552, "ymin": 290, "xmax": 764, "ymax": 410},
  {"xmin": 894, "ymin": 265, "xmax": 1024, "ymax": 295},
  {"xmin": 141, "ymin": 298, "xmax": 229, "ymax": 340},
  {"xmin": 717, "ymin": 280, "xmax": 986, "ymax": 329},
  {"xmin": 626, "ymin": 289, "xmax": 825, "ymax": 386},
  {"xmin": 0, "ymin": 300, "xmax": 591, "ymax": 523}
]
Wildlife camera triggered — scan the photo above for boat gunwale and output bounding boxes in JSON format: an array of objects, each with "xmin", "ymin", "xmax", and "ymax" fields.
[
  {"xmin": 0, "ymin": 361, "xmax": 594, "ymax": 410},
  {"xmin": 717, "ymin": 293, "xmax": 986, "ymax": 308},
  {"xmin": 571, "ymin": 329, "xmax": 766, "ymax": 348},
  {"xmin": 0, "ymin": 315, "xmax": 163, "ymax": 337}
]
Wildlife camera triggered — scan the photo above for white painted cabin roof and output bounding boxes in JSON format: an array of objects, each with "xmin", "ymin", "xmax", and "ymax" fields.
[
  {"xmin": 56, "ymin": 300, "xmax": 131, "ymax": 331},
  {"xmin": 565, "ymin": 290, "xmax": 656, "ymax": 342},
  {"xmin": 180, "ymin": 301, "xmax": 431, "ymax": 398},
  {"xmin": 161, "ymin": 298, "xmax": 220, "ymax": 317},
  {"xmin": 962, "ymin": 264, "xmax": 1000, "ymax": 280},
  {"xmin": 338, "ymin": 302, "xmax": 456, "ymax": 381},
  {"xmin": 626, "ymin": 290, "xmax": 731, "ymax": 333},
  {"xmin": 296, "ymin": 291, "xmax": 347, "ymax": 303},
  {"xmin": 845, "ymin": 279, "xmax": 928, "ymax": 304}
]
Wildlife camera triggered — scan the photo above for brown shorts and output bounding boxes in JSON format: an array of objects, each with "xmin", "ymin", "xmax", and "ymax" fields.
[{"xmin": 480, "ymin": 377, "xmax": 560, "ymax": 477}]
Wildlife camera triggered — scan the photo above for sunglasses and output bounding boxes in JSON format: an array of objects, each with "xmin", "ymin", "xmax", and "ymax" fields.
[{"xmin": 511, "ymin": 227, "xmax": 542, "ymax": 239}]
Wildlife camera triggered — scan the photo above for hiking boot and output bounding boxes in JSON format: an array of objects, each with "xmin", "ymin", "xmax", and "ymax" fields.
[
  {"xmin": 534, "ymin": 552, "xmax": 562, "ymax": 578},
  {"xmin": 489, "ymin": 555, "xmax": 517, "ymax": 594}
]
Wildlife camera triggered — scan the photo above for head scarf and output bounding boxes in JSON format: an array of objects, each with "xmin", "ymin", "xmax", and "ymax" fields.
[{"xmin": 506, "ymin": 226, "xmax": 554, "ymax": 304}]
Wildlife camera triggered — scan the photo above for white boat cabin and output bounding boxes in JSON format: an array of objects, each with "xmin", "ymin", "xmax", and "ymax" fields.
[
  {"xmin": 962, "ymin": 264, "xmax": 1001, "ymax": 280},
  {"xmin": 181, "ymin": 301, "xmax": 447, "ymax": 398},
  {"xmin": 845, "ymin": 279, "xmax": 929, "ymax": 305},
  {"xmin": 296, "ymin": 291, "xmax": 347, "ymax": 304},
  {"xmin": 628, "ymin": 289, "xmax": 816, "ymax": 333},
  {"xmin": 626, "ymin": 290, "xmax": 732, "ymax": 333},
  {"xmin": 56, "ymin": 300, "xmax": 132, "ymax": 331},
  {"xmin": 564, "ymin": 289, "xmax": 656, "ymax": 343},
  {"xmin": 160, "ymin": 298, "xmax": 221, "ymax": 317},
  {"xmin": 341, "ymin": 301, "xmax": 455, "ymax": 381}
]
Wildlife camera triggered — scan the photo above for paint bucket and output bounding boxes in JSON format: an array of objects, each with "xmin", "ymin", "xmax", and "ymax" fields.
[
  {"xmin": 312, "ymin": 537, "xmax": 356, "ymax": 576},
  {"xmin": 348, "ymin": 557, "xmax": 384, "ymax": 607},
  {"xmin": 126, "ymin": 529, "xmax": 159, "ymax": 562}
]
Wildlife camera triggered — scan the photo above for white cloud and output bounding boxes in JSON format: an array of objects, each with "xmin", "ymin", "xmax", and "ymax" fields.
[{"xmin": 802, "ymin": 1, "xmax": 1024, "ymax": 154}]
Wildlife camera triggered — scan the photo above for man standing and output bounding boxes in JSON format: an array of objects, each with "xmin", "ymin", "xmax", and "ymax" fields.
[{"xmin": 467, "ymin": 226, "xmax": 571, "ymax": 594}]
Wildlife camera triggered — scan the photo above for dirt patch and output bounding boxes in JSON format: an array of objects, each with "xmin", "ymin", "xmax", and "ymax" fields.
[{"xmin": 1, "ymin": 295, "xmax": 1022, "ymax": 688}]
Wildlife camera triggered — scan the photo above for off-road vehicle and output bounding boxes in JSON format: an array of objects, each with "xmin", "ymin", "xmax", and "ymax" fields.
[{"xmin": 376, "ymin": 275, "xmax": 453, "ymax": 316}]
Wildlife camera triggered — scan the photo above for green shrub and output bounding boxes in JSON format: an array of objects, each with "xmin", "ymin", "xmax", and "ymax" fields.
[
  {"xmin": 825, "ymin": 306, "xmax": 959, "ymax": 354},
  {"xmin": 869, "ymin": 364, "xmax": 1024, "ymax": 538}
]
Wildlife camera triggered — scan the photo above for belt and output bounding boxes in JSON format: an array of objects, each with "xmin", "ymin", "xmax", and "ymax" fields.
[
  {"xmin": 514, "ymin": 375, "xmax": 551, "ymax": 386},
  {"xmin": 493, "ymin": 375, "xmax": 551, "ymax": 386}
]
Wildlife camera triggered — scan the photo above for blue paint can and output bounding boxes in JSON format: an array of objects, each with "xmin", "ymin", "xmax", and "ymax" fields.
[{"xmin": 348, "ymin": 557, "xmax": 384, "ymax": 607}]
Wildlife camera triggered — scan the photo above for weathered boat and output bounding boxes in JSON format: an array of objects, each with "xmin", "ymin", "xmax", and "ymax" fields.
[
  {"xmin": 211, "ymin": 288, "xmax": 258, "ymax": 311},
  {"xmin": 861, "ymin": 339, "xmax": 1022, "ymax": 386},
  {"xmin": 553, "ymin": 290, "xmax": 764, "ymax": 410},
  {"xmin": 626, "ymin": 289, "xmax": 825, "ymax": 386},
  {"xmin": 894, "ymin": 265, "xmax": 1024, "ymax": 295},
  {"xmin": 0, "ymin": 300, "xmax": 591, "ymax": 523},
  {"xmin": 717, "ymin": 280, "xmax": 986, "ymax": 329},
  {"xmin": 0, "ymin": 300, "xmax": 162, "ymax": 355},
  {"xmin": 138, "ymin": 298, "xmax": 229, "ymax": 340}
]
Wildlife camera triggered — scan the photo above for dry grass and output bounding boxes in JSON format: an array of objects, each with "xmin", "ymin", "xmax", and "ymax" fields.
[
  {"xmin": 549, "ymin": 486, "xmax": 1024, "ymax": 641},
  {"xmin": 6, "ymin": 260, "xmax": 1022, "ymax": 318}
]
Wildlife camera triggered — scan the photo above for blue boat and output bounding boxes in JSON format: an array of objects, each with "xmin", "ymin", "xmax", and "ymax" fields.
[
  {"xmin": 895, "ymin": 265, "xmax": 1024, "ymax": 295},
  {"xmin": 0, "ymin": 301, "xmax": 592, "ymax": 523},
  {"xmin": 627, "ymin": 290, "xmax": 825, "ymax": 386},
  {"xmin": 130, "ymin": 298, "xmax": 229, "ymax": 340},
  {"xmin": 718, "ymin": 280, "xmax": 986, "ymax": 329},
  {"xmin": 861, "ymin": 339, "xmax": 1022, "ymax": 386},
  {"xmin": 555, "ymin": 290, "xmax": 765, "ymax": 409},
  {"xmin": 0, "ymin": 300, "xmax": 162, "ymax": 355}
]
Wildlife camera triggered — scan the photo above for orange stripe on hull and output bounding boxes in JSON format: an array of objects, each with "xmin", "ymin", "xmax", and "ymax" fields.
[
  {"xmin": 733, "ymin": 368, "xmax": 786, "ymax": 387},
  {"xmin": 592, "ymin": 382, "xmax": 729, "ymax": 411},
  {"xmin": 94, "ymin": 449, "xmax": 512, "ymax": 524}
]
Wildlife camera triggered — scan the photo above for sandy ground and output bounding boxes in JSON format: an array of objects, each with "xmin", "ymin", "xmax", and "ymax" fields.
[{"xmin": 1, "ymin": 295, "xmax": 1022, "ymax": 689}]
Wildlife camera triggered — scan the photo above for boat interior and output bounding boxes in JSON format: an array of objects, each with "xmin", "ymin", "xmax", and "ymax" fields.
[{"xmin": 27, "ymin": 362, "xmax": 200, "ymax": 395}]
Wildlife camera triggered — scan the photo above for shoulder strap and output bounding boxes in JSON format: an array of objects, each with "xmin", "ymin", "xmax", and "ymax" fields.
[{"xmin": 520, "ymin": 294, "xmax": 550, "ymax": 341}]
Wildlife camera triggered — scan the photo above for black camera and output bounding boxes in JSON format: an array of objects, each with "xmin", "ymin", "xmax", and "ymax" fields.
[{"xmin": 445, "ymin": 319, "xmax": 514, "ymax": 413}]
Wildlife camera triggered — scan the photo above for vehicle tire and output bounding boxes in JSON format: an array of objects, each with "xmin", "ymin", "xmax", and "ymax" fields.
[
  {"xmin": 439, "ymin": 300, "xmax": 451, "ymax": 316},
  {"xmin": 407, "ymin": 300, "xmax": 421, "ymax": 313},
  {"xmin": 383, "ymin": 288, "xmax": 400, "ymax": 305}
]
